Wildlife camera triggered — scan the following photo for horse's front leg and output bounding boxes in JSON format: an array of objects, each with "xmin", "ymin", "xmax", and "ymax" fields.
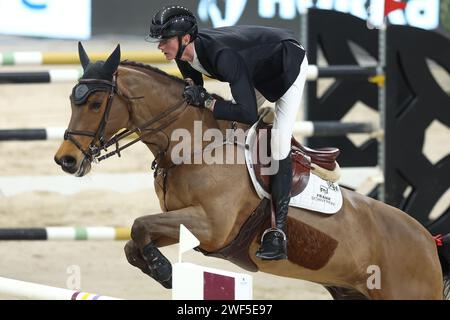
[{"xmin": 125, "ymin": 206, "xmax": 210, "ymax": 289}]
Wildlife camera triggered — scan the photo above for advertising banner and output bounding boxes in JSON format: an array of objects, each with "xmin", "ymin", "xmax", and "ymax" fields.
[{"xmin": 0, "ymin": 0, "xmax": 91, "ymax": 39}]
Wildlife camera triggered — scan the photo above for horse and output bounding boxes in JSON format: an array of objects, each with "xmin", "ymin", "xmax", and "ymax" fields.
[{"xmin": 54, "ymin": 43, "xmax": 450, "ymax": 300}]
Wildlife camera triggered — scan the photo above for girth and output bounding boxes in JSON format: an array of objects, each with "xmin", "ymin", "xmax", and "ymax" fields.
[{"xmin": 195, "ymin": 198, "xmax": 271, "ymax": 272}]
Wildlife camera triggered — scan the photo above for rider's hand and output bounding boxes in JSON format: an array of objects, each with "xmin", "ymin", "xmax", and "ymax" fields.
[{"xmin": 183, "ymin": 84, "xmax": 211, "ymax": 108}]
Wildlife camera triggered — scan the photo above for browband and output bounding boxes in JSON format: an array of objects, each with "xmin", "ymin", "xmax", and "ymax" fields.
[{"xmin": 72, "ymin": 79, "xmax": 115, "ymax": 105}]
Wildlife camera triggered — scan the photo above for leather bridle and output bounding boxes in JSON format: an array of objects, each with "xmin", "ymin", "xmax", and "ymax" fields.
[{"xmin": 64, "ymin": 73, "xmax": 188, "ymax": 163}]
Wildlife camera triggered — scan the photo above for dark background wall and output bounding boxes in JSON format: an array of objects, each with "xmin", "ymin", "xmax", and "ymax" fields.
[
  {"xmin": 92, "ymin": 0, "xmax": 448, "ymax": 39},
  {"xmin": 92, "ymin": 0, "xmax": 154, "ymax": 36}
]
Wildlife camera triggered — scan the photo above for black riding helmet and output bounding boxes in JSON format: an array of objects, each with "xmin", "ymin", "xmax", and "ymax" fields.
[{"xmin": 146, "ymin": 5, "xmax": 198, "ymax": 59}]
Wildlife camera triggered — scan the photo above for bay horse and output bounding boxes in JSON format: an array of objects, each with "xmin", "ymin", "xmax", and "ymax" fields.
[{"xmin": 54, "ymin": 43, "xmax": 450, "ymax": 299}]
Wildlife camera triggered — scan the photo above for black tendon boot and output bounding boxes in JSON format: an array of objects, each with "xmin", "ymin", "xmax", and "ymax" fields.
[
  {"xmin": 142, "ymin": 242, "xmax": 173, "ymax": 289},
  {"xmin": 256, "ymin": 155, "xmax": 292, "ymax": 260}
]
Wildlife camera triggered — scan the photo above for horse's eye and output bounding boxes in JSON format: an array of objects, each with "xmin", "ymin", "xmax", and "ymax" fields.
[{"xmin": 89, "ymin": 102, "xmax": 102, "ymax": 110}]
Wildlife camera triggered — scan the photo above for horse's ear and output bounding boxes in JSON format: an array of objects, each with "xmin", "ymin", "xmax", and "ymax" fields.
[
  {"xmin": 103, "ymin": 44, "xmax": 121, "ymax": 75},
  {"xmin": 78, "ymin": 41, "xmax": 90, "ymax": 70}
]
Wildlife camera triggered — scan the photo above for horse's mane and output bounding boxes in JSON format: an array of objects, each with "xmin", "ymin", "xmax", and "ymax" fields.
[
  {"xmin": 118, "ymin": 60, "xmax": 224, "ymax": 101},
  {"xmin": 119, "ymin": 60, "xmax": 185, "ymax": 85}
]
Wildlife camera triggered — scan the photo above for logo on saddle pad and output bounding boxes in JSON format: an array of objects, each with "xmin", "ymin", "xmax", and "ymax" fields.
[
  {"xmin": 244, "ymin": 123, "xmax": 343, "ymax": 214},
  {"xmin": 320, "ymin": 181, "xmax": 339, "ymax": 194}
]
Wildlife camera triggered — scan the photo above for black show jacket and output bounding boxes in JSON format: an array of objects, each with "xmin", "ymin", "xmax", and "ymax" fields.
[{"xmin": 176, "ymin": 25, "xmax": 306, "ymax": 124}]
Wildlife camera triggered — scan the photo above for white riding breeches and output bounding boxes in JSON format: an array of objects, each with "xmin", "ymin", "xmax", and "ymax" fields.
[{"xmin": 256, "ymin": 56, "xmax": 309, "ymax": 161}]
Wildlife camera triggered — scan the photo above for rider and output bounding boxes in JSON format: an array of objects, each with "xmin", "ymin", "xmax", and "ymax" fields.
[{"xmin": 146, "ymin": 5, "xmax": 308, "ymax": 261}]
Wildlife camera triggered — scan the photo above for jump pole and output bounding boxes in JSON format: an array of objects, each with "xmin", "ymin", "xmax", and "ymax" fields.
[
  {"xmin": 0, "ymin": 227, "xmax": 131, "ymax": 241},
  {"xmin": 0, "ymin": 65, "xmax": 377, "ymax": 84},
  {"xmin": 0, "ymin": 276, "xmax": 121, "ymax": 300},
  {"xmin": 0, "ymin": 51, "xmax": 168, "ymax": 65},
  {"xmin": 0, "ymin": 121, "xmax": 377, "ymax": 141}
]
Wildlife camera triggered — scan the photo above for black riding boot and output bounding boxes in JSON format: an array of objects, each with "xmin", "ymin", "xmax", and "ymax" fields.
[{"xmin": 256, "ymin": 155, "xmax": 292, "ymax": 260}]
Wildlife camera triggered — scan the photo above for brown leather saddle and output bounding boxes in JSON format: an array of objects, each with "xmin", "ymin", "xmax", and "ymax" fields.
[{"xmin": 251, "ymin": 123, "xmax": 340, "ymax": 197}]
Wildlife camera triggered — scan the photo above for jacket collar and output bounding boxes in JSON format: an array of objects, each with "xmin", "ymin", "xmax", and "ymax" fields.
[{"xmin": 193, "ymin": 37, "xmax": 220, "ymax": 80}]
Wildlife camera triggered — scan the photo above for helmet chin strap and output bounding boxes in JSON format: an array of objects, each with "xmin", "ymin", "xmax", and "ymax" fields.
[{"xmin": 176, "ymin": 36, "xmax": 187, "ymax": 60}]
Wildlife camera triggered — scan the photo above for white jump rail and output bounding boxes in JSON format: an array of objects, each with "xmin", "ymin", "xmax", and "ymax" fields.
[{"xmin": 0, "ymin": 276, "xmax": 122, "ymax": 300}]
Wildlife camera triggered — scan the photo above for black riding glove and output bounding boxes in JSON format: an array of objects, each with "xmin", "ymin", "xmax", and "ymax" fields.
[{"xmin": 183, "ymin": 85, "xmax": 211, "ymax": 108}]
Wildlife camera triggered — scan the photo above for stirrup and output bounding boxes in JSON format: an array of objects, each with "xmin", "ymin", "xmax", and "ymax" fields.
[
  {"xmin": 260, "ymin": 227, "xmax": 287, "ymax": 242},
  {"xmin": 256, "ymin": 228, "xmax": 288, "ymax": 260}
]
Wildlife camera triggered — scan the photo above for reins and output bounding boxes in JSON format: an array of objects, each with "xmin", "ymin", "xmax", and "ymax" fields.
[{"xmin": 96, "ymin": 98, "xmax": 188, "ymax": 162}]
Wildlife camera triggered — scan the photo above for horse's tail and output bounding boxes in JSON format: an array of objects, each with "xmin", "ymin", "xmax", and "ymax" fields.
[{"xmin": 434, "ymin": 233, "xmax": 450, "ymax": 300}]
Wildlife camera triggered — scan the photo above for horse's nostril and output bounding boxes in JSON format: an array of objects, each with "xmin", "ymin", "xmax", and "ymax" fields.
[
  {"xmin": 60, "ymin": 155, "xmax": 77, "ymax": 173},
  {"xmin": 61, "ymin": 156, "xmax": 76, "ymax": 167}
]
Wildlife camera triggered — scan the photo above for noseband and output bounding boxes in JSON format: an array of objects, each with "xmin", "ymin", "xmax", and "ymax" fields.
[{"xmin": 64, "ymin": 73, "xmax": 188, "ymax": 163}]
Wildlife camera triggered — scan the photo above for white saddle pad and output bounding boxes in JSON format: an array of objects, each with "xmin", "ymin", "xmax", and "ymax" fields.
[{"xmin": 244, "ymin": 123, "xmax": 342, "ymax": 215}]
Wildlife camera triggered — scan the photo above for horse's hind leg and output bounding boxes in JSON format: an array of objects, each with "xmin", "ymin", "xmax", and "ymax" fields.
[
  {"xmin": 364, "ymin": 281, "xmax": 442, "ymax": 300},
  {"xmin": 325, "ymin": 286, "xmax": 369, "ymax": 300}
]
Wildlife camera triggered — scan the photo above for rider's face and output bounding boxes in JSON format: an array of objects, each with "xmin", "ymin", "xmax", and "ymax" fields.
[{"xmin": 158, "ymin": 37, "xmax": 178, "ymax": 60}]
